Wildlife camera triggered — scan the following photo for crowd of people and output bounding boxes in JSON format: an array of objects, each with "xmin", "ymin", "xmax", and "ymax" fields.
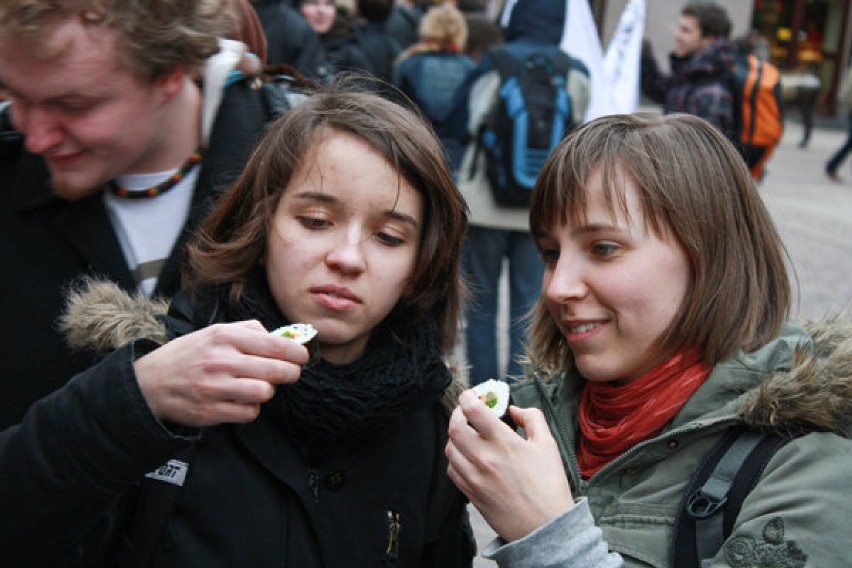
[{"xmin": 0, "ymin": 1, "xmax": 850, "ymax": 567}]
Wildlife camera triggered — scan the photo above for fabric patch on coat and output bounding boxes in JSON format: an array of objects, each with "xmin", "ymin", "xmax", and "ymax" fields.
[
  {"xmin": 725, "ymin": 517, "xmax": 807, "ymax": 567},
  {"xmin": 145, "ymin": 459, "xmax": 189, "ymax": 487}
]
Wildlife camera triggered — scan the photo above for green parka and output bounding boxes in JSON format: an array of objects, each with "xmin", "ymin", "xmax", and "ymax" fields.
[{"xmin": 508, "ymin": 320, "xmax": 852, "ymax": 567}]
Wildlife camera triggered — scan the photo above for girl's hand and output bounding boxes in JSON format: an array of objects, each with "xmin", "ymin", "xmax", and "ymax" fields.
[
  {"xmin": 446, "ymin": 389, "xmax": 575, "ymax": 542},
  {"xmin": 133, "ymin": 320, "xmax": 308, "ymax": 427}
]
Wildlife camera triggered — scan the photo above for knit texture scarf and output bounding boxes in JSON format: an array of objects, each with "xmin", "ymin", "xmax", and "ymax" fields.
[
  {"xmin": 230, "ymin": 280, "xmax": 451, "ymax": 464},
  {"xmin": 577, "ymin": 350, "xmax": 712, "ymax": 478}
]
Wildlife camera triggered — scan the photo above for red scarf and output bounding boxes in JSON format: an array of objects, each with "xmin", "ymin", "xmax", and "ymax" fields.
[{"xmin": 577, "ymin": 350, "xmax": 712, "ymax": 478}]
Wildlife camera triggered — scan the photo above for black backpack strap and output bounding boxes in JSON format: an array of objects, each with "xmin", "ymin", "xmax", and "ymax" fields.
[
  {"xmin": 689, "ymin": 429, "xmax": 764, "ymax": 564},
  {"xmin": 673, "ymin": 427, "xmax": 800, "ymax": 567}
]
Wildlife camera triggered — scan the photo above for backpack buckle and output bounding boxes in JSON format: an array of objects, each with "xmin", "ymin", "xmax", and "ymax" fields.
[{"xmin": 686, "ymin": 489, "xmax": 727, "ymax": 519}]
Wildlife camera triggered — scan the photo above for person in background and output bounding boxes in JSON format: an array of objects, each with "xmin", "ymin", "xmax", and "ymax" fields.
[
  {"xmin": 1, "ymin": 86, "xmax": 475, "ymax": 567},
  {"xmin": 462, "ymin": 6, "xmax": 503, "ymax": 63},
  {"xmin": 393, "ymin": 3, "xmax": 475, "ymax": 173},
  {"xmin": 229, "ymin": 0, "xmax": 269, "ymax": 64},
  {"xmin": 300, "ymin": 0, "xmax": 375, "ymax": 81},
  {"xmin": 447, "ymin": 0, "xmax": 590, "ymax": 385},
  {"xmin": 0, "ymin": 0, "xmax": 298, "ymax": 431},
  {"xmin": 446, "ymin": 112, "xmax": 852, "ymax": 566},
  {"xmin": 251, "ymin": 0, "xmax": 324, "ymax": 76},
  {"xmin": 386, "ymin": 0, "xmax": 425, "ymax": 49},
  {"xmin": 353, "ymin": 0, "xmax": 403, "ymax": 83},
  {"xmin": 641, "ymin": 3, "xmax": 737, "ymax": 140},
  {"xmin": 826, "ymin": 63, "xmax": 852, "ymax": 182}
]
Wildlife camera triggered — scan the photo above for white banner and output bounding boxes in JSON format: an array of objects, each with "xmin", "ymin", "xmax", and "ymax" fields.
[
  {"xmin": 560, "ymin": 0, "xmax": 611, "ymax": 121},
  {"xmin": 603, "ymin": 0, "xmax": 646, "ymax": 114}
]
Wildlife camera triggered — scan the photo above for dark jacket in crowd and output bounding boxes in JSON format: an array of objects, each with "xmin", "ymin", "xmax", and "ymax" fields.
[
  {"xmin": 252, "ymin": 0, "xmax": 324, "ymax": 76},
  {"xmin": 393, "ymin": 48, "xmax": 475, "ymax": 169},
  {"xmin": 641, "ymin": 38, "xmax": 739, "ymax": 141},
  {"xmin": 386, "ymin": 4, "xmax": 423, "ymax": 49},
  {"xmin": 0, "ymin": 282, "xmax": 475, "ymax": 567},
  {"xmin": 355, "ymin": 20, "xmax": 403, "ymax": 83},
  {"xmin": 0, "ymin": 79, "xmax": 287, "ymax": 431},
  {"xmin": 317, "ymin": 13, "xmax": 375, "ymax": 81}
]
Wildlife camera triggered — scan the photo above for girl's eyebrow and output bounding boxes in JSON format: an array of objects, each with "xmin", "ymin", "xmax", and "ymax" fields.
[
  {"xmin": 571, "ymin": 222, "xmax": 627, "ymax": 237},
  {"xmin": 291, "ymin": 191, "xmax": 420, "ymax": 229}
]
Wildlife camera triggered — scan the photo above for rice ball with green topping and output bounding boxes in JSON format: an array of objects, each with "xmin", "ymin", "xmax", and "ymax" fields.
[
  {"xmin": 271, "ymin": 323, "xmax": 319, "ymax": 364},
  {"xmin": 472, "ymin": 379, "xmax": 510, "ymax": 418}
]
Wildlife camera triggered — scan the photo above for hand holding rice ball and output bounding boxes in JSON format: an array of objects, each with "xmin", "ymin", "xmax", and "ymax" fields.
[
  {"xmin": 271, "ymin": 323, "xmax": 319, "ymax": 364},
  {"xmin": 472, "ymin": 379, "xmax": 510, "ymax": 418}
]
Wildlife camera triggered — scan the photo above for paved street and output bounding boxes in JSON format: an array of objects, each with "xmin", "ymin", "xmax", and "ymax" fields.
[{"xmin": 467, "ymin": 117, "xmax": 852, "ymax": 566}]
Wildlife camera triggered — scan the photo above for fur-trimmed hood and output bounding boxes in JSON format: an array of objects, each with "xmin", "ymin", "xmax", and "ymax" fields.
[
  {"xmin": 59, "ymin": 278, "xmax": 468, "ymax": 417},
  {"xmin": 738, "ymin": 318, "xmax": 852, "ymax": 435},
  {"xmin": 523, "ymin": 318, "xmax": 852, "ymax": 438}
]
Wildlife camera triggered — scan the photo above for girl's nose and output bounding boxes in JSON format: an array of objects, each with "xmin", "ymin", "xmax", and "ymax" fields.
[
  {"xmin": 544, "ymin": 255, "xmax": 588, "ymax": 303},
  {"xmin": 325, "ymin": 228, "xmax": 367, "ymax": 275}
]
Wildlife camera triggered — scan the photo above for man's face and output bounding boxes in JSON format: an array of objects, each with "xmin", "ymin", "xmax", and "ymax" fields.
[
  {"xmin": 673, "ymin": 15, "xmax": 703, "ymax": 57},
  {"xmin": 0, "ymin": 20, "xmax": 176, "ymax": 200}
]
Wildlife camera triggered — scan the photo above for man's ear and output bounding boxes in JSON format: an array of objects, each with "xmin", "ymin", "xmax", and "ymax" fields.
[{"xmin": 153, "ymin": 65, "xmax": 187, "ymax": 104}]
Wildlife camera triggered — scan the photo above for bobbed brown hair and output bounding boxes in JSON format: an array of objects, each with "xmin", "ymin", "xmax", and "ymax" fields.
[
  {"xmin": 528, "ymin": 112, "xmax": 791, "ymax": 374},
  {"xmin": 185, "ymin": 81, "xmax": 469, "ymax": 352}
]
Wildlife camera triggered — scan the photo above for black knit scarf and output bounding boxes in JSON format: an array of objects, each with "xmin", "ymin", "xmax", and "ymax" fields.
[{"xmin": 229, "ymin": 280, "xmax": 451, "ymax": 463}]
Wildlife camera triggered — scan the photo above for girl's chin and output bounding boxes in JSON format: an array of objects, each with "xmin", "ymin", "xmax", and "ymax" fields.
[{"xmin": 573, "ymin": 358, "xmax": 624, "ymax": 384}]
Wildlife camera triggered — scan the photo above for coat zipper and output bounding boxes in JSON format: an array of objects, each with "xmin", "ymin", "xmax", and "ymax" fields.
[
  {"xmin": 307, "ymin": 470, "xmax": 320, "ymax": 504},
  {"xmin": 385, "ymin": 510, "xmax": 401, "ymax": 562}
]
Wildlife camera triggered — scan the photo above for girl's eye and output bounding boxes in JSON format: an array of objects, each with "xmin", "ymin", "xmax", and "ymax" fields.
[
  {"xmin": 592, "ymin": 242, "xmax": 619, "ymax": 257},
  {"xmin": 298, "ymin": 216, "xmax": 330, "ymax": 230},
  {"xmin": 376, "ymin": 231, "xmax": 405, "ymax": 247}
]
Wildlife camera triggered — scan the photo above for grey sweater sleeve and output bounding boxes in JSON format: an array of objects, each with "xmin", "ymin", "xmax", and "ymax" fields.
[{"xmin": 482, "ymin": 498, "xmax": 623, "ymax": 567}]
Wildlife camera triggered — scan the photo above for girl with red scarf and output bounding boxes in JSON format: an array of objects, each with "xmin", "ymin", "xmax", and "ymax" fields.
[{"xmin": 446, "ymin": 112, "xmax": 852, "ymax": 567}]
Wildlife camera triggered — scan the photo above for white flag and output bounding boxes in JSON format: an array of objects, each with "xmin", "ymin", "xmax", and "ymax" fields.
[
  {"xmin": 500, "ymin": 0, "xmax": 518, "ymax": 28},
  {"xmin": 559, "ymin": 0, "xmax": 615, "ymax": 121},
  {"xmin": 603, "ymin": 0, "xmax": 646, "ymax": 114}
]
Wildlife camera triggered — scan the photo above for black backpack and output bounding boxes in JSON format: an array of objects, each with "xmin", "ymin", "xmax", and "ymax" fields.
[{"xmin": 475, "ymin": 45, "xmax": 581, "ymax": 208}]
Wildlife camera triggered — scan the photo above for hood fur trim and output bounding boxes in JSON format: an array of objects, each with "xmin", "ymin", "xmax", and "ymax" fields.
[
  {"xmin": 60, "ymin": 277, "xmax": 468, "ymax": 417},
  {"xmin": 739, "ymin": 317, "xmax": 852, "ymax": 435},
  {"xmin": 58, "ymin": 277, "xmax": 169, "ymax": 351}
]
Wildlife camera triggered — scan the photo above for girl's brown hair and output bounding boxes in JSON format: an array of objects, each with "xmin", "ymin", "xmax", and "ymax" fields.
[
  {"xmin": 185, "ymin": 82, "xmax": 469, "ymax": 352},
  {"xmin": 528, "ymin": 112, "xmax": 791, "ymax": 373}
]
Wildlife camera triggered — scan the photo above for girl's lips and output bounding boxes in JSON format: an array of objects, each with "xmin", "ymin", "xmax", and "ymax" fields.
[
  {"xmin": 562, "ymin": 320, "xmax": 607, "ymax": 343},
  {"xmin": 311, "ymin": 286, "xmax": 361, "ymax": 311}
]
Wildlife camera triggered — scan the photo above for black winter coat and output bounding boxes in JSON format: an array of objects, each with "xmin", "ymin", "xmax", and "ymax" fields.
[
  {"xmin": 0, "ymin": 79, "xmax": 283, "ymax": 430},
  {"xmin": 0, "ymin": 287, "xmax": 475, "ymax": 567}
]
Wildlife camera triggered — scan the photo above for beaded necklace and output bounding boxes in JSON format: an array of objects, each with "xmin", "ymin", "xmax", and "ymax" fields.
[{"xmin": 108, "ymin": 148, "xmax": 203, "ymax": 199}]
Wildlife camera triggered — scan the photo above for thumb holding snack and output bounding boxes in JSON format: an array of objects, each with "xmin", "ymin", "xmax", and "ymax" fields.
[
  {"xmin": 447, "ymin": 388, "xmax": 575, "ymax": 542},
  {"xmin": 134, "ymin": 320, "xmax": 308, "ymax": 427}
]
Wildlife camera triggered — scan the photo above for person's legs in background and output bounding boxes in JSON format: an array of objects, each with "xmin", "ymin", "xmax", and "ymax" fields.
[
  {"xmin": 463, "ymin": 226, "xmax": 507, "ymax": 385},
  {"xmin": 798, "ymin": 87, "xmax": 818, "ymax": 148},
  {"xmin": 505, "ymin": 230, "xmax": 544, "ymax": 379},
  {"xmin": 826, "ymin": 113, "xmax": 852, "ymax": 181}
]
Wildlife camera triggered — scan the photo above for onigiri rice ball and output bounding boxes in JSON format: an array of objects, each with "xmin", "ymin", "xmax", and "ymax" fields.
[{"xmin": 472, "ymin": 379, "xmax": 510, "ymax": 418}]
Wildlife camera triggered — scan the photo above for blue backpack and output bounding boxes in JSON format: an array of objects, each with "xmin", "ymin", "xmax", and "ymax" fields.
[{"xmin": 475, "ymin": 45, "xmax": 583, "ymax": 207}]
